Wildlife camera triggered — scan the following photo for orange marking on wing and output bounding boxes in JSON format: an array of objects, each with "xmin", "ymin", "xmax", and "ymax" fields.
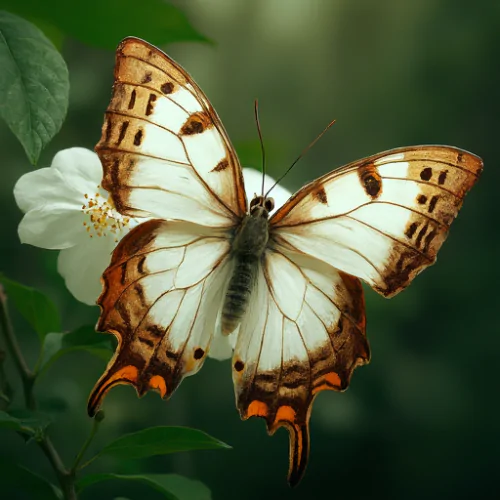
[
  {"xmin": 274, "ymin": 405, "xmax": 296, "ymax": 425},
  {"xmin": 247, "ymin": 400, "xmax": 269, "ymax": 418},
  {"xmin": 106, "ymin": 365, "xmax": 138, "ymax": 385},
  {"xmin": 149, "ymin": 375, "xmax": 167, "ymax": 397},
  {"xmin": 313, "ymin": 371, "xmax": 342, "ymax": 394},
  {"xmin": 324, "ymin": 371, "xmax": 342, "ymax": 386},
  {"xmin": 287, "ymin": 423, "xmax": 309, "ymax": 487},
  {"xmin": 88, "ymin": 365, "xmax": 139, "ymax": 417}
]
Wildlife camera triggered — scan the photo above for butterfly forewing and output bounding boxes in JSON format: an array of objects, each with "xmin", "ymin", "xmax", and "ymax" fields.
[
  {"xmin": 96, "ymin": 37, "xmax": 247, "ymax": 227},
  {"xmin": 88, "ymin": 219, "xmax": 231, "ymax": 416},
  {"xmin": 271, "ymin": 146, "xmax": 482, "ymax": 297},
  {"xmin": 232, "ymin": 249, "xmax": 369, "ymax": 485}
]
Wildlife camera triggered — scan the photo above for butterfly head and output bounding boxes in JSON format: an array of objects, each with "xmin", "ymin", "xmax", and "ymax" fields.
[{"xmin": 249, "ymin": 195, "xmax": 274, "ymax": 218}]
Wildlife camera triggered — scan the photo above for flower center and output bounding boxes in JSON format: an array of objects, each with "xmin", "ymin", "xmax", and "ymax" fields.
[{"xmin": 81, "ymin": 188, "xmax": 130, "ymax": 242}]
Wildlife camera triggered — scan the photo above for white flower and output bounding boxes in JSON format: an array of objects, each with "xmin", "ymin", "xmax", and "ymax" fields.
[{"xmin": 14, "ymin": 148, "xmax": 135, "ymax": 305}]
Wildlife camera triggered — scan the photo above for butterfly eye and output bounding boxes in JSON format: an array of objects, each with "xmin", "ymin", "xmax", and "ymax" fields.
[
  {"xmin": 264, "ymin": 198, "xmax": 274, "ymax": 212},
  {"xmin": 250, "ymin": 196, "xmax": 263, "ymax": 209}
]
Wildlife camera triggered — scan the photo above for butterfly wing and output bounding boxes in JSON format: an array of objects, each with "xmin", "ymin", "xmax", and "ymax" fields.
[
  {"xmin": 88, "ymin": 219, "xmax": 231, "ymax": 416},
  {"xmin": 232, "ymin": 249, "xmax": 369, "ymax": 486},
  {"xmin": 271, "ymin": 146, "xmax": 482, "ymax": 297},
  {"xmin": 96, "ymin": 37, "xmax": 247, "ymax": 227}
]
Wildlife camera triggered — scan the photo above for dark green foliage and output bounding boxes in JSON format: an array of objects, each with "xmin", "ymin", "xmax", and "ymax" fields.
[{"xmin": 0, "ymin": 11, "xmax": 69, "ymax": 164}]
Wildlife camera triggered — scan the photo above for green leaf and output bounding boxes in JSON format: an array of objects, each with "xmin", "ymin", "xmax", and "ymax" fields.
[
  {"xmin": 0, "ymin": 274, "xmax": 61, "ymax": 342},
  {"xmin": 0, "ymin": 0, "xmax": 208, "ymax": 50},
  {"xmin": 93, "ymin": 426, "xmax": 231, "ymax": 462},
  {"xmin": 77, "ymin": 473, "xmax": 211, "ymax": 500},
  {"xmin": 38, "ymin": 325, "xmax": 113, "ymax": 376},
  {"xmin": 0, "ymin": 461, "xmax": 61, "ymax": 500},
  {"xmin": 0, "ymin": 409, "xmax": 51, "ymax": 438},
  {"xmin": 0, "ymin": 11, "xmax": 69, "ymax": 164}
]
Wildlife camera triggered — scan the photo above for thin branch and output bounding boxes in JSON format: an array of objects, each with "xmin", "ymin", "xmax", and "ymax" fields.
[
  {"xmin": 39, "ymin": 439, "xmax": 77, "ymax": 500},
  {"xmin": 72, "ymin": 411, "xmax": 104, "ymax": 473},
  {"xmin": 0, "ymin": 284, "xmax": 77, "ymax": 500},
  {"xmin": 0, "ymin": 285, "xmax": 35, "ymax": 409}
]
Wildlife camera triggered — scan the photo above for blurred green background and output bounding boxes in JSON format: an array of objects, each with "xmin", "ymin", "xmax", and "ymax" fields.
[{"xmin": 1, "ymin": 0, "xmax": 498, "ymax": 498}]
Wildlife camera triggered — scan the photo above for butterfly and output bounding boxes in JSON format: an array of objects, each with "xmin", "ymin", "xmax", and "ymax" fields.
[{"xmin": 88, "ymin": 37, "xmax": 483, "ymax": 486}]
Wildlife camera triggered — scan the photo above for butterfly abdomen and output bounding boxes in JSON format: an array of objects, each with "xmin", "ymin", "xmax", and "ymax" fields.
[
  {"xmin": 222, "ymin": 212, "xmax": 270, "ymax": 335},
  {"xmin": 222, "ymin": 255, "xmax": 258, "ymax": 335}
]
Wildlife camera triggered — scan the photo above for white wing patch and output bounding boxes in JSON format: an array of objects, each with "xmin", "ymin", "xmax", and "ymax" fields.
[
  {"xmin": 88, "ymin": 219, "xmax": 231, "ymax": 416},
  {"xmin": 96, "ymin": 37, "xmax": 247, "ymax": 227},
  {"xmin": 232, "ymin": 249, "xmax": 369, "ymax": 486},
  {"xmin": 271, "ymin": 146, "xmax": 482, "ymax": 297}
]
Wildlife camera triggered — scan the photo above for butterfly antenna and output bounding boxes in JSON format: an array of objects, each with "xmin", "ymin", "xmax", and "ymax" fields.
[
  {"xmin": 265, "ymin": 118, "xmax": 336, "ymax": 197},
  {"xmin": 254, "ymin": 99, "xmax": 266, "ymax": 197}
]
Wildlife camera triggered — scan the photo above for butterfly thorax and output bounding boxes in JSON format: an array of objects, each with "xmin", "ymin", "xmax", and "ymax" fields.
[{"xmin": 221, "ymin": 196, "xmax": 274, "ymax": 335}]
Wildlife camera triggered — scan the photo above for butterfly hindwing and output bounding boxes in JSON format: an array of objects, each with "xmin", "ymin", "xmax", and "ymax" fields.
[
  {"xmin": 96, "ymin": 37, "xmax": 246, "ymax": 227},
  {"xmin": 271, "ymin": 146, "xmax": 482, "ymax": 297},
  {"xmin": 232, "ymin": 249, "xmax": 369, "ymax": 485},
  {"xmin": 88, "ymin": 219, "xmax": 231, "ymax": 416}
]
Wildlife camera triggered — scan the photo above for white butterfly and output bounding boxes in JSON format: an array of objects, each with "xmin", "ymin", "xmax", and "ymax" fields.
[{"xmin": 88, "ymin": 37, "xmax": 483, "ymax": 485}]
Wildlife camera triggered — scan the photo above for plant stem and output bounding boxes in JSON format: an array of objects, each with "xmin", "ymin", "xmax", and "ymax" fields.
[
  {"xmin": 39, "ymin": 438, "xmax": 77, "ymax": 500},
  {"xmin": 0, "ymin": 347, "xmax": 11, "ymax": 409},
  {"xmin": 72, "ymin": 413, "xmax": 102, "ymax": 473},
  {"xmin": 0, "ymin": 285, "xmax": 77, "ymax": 500},
  {"xmin": 0, "ymin": 286, "xmax": 36, "ymax": 409}
]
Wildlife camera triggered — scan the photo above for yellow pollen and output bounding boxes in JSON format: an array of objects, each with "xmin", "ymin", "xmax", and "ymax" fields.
[{"xmin": 81, "ymin": 188, "xmax": 130, "ymax": 239}]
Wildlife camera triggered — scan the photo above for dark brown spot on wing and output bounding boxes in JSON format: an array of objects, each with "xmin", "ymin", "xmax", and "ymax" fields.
[
  {"xmin": 313, "ymin": 186, "xmax": 328, "ymax": 204},
  {"xmin": 142, "ymin": 72, "xmax": 152, "ymax": 84},
  {"xmin": 211, "ymin": 158, "xmax": 229, "ymax": 172},
  {"xmin": 417, "ymin": 194, "xmax": 427, "ymax": 204},
  {"xmin": 166, "ymin": 350, "xmax": 179, "ymax": 360},
  {"xmin": 138, "ymin": 256, "xmax": 146, "ymax": 274},
  {"xmin": 138, "ymin": 336, "xmax": 154, "ymax": 348},
  {"xmin": 438, "ymin": 170, "xmax": 447, "ymax": 185},
  {"xmin": 128, "ymin": 89, "xmax": 137, "ymax": 110},
  {"xmin": 180, "ymin": 112, "xmax": 212, "ymax": 135},
  {"xmin": 120, "ymin": 262, "xmax": 127, "ymax": 285},
  {"xmin": 405, "ymin": 222, "xmax": 418, "ymax": 239},
  {"xmin": 428, "ymin": 195, "xmax": 439, "ymax": 213},
  {"xmin": 116, "ymin": 121, "xmax": 129, "ymax": 146},
  {"xmin": 234, "ymin": 360, "xmax": 244, "ymax": 372},
  {"xmin": 161, "ymin": 82, "xmax": 174, "ymax": 94},
  {"xmin": 147, "ymin": 325, "xmax": 164, "ymax": 338},
  {"xmin": 134, "ymin": 129, "xmax": 143, "ymax": 146},
  {"xmin": 423, "ymin": 229, "xmax": 438, "ymax": 253},
  {"xmin": 358, "ymin": 164, "xmax": 382, "ymax": 199},
  {"xmin": 146, "ymin": 93, "xmax": 157, "ymax": 116},
  {"xmin": 415, "ymin": 223, "xmax": 429, "ymax": 248},
  {"xmin": 420, "ymin": 167, "xmax": 432, "ymax": 181},
  {"xmin": 193, "ymin": 348, "xmax": 205, "ymax": 360}
]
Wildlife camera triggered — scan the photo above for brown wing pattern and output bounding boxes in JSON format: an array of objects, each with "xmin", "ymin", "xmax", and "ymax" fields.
[
  {"xmin": 271, "ymin": 146, "xmax": 483, "ymax": 297},
  {"xmin": 95, "ymin": 37, "xmax": 247, "ymax": 226},
  {"xmin": 88, "ymin": 219, "xmax": 231, "ymax": 416},
  {"xmin": 232, "ymin": 250, "xmax": 369, "ymax": 485}
]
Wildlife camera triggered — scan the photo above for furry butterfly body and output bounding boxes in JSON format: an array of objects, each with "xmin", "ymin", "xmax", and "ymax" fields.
[{"xmin": 89, "ymin": 37, "xmax": 483, "ymax": 486}]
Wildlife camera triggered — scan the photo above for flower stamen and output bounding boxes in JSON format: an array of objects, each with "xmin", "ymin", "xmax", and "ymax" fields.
[{"xmin": 81, "ymin": 188, "xmax": 130, "ymax": 242}]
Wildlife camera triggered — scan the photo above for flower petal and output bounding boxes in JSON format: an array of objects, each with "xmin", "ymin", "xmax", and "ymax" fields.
[
  {"xmin": 52, "ymin": 147, "xmax": 103, "ymax": 191},
  {"xmin": 14, "ymin": 164, "xmax": 82, "ymax": 214},
  {"xmin": 18, "ymin": 205, "xmax": 87, "ymax": 249},
  {"xmin": 57, "ymin": 235, "xmax": 115, "ymax": 305},
  {"xmin": 242, "ymin": 168, "xmax": 292, "ymax": 213},
  {"xmin": 14, "ymin": 148, "xmax": 102, "ymax": 214}
]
